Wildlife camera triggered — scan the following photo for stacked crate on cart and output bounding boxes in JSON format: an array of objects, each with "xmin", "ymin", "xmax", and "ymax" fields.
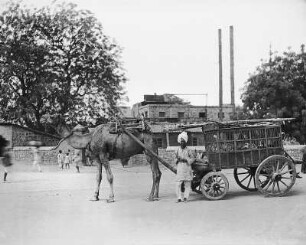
[{"xmin": 204, "ymin": 123, "xmax": 284, "ymax": 170}]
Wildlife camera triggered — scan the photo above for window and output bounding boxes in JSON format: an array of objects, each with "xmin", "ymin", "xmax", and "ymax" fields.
[
  {"xmin": 154, "ymin": 138, "xmax": 163, "ymax": 148},
  {"xmin": 144, "ymin": 111, "xmax": 148, "ymax": 118},
  {"xmin": 192, "ymin": 137, "xmax": 198, "ymax": 146},
  {"xmin": 218, "ymin": 112, "xmax": 225, "ymax": 119},
  {"xmin": 199, "ymin": 112, "xmax": 206, "ymax": 118},
  {"xmin": 178, "ymin": 112, "xmax": 184, "ymax": 118},
  {"xmin": 159, "ymin": 112, "xmax": 165, "ymax": 117}
]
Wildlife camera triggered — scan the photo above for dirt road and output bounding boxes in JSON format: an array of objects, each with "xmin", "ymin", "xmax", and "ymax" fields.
[{"xmin": 0, "ymin": 161, "xmax": 305, "ymax": 245}]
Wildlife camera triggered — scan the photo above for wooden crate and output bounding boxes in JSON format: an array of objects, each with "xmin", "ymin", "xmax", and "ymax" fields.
[{"xmin": 204, "ymin": 124, "xmax": 283, "ymax": 169}]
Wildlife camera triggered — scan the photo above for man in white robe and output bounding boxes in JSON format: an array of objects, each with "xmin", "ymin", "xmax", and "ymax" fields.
[{"xmin": 175, "ymin": 131, "xmax": 195, "ymax": 202}]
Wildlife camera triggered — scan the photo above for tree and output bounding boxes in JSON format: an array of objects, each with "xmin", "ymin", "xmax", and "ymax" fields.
[
  {"xmin": 0, "ymin": 1, "xmax": 126, "ymax": 132},
  {"xmin": 241, "ymin": 46, "xmax": 306, "ymax": 142},
  {"xmin": 163, "ymin": 94, "xmax": 190, "ymax": 105},
  {"xmin": 234, "ymin": 105, "xmax": 251, "ymax": 120}
]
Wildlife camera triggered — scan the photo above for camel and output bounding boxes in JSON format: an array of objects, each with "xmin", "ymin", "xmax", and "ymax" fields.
[{"xmin": 54, "ymin": 122, "xmax": 164, "ymax": 202}]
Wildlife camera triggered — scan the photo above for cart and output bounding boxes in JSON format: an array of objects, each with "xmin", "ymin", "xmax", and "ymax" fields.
[
  {"xmin": 189, "ymin": 120, "xmax": 297, "ymax": 200},
  {"xmin": 120, "ymin": 118, "xmax": 297, "ymax": 201}
]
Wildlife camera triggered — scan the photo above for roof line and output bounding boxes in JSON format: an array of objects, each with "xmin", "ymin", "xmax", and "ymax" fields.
[{"xmin": 0, "ymin": 122, "xmax": 61, "ymax": 139}]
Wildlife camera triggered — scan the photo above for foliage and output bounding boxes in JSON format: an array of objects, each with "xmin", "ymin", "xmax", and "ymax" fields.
[
  {"xmin": 241, "ymin": 46, "xmax": 306, "ymax": 142},
  {"xmin": 163, "ymin": 93, "xmax": 190, "ymax": 105},
  {"xmin": 0, "ymin": 1, "xmax": 126, "ymax": 132},
  {"xmin": 234, "ymin": 105, "xmax": 250, "ymax": 120}
]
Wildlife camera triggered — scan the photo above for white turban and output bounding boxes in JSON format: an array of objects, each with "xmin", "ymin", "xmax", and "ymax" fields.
[{"xmin": 177, "ymin": 131, "xmax": 188, "ymax": 143}]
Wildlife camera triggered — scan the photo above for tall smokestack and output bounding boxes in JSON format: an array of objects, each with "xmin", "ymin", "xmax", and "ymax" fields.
[
  {"xmin": 229, "ymin": 26, "xmax": 235, "ymax": 112},
  {"xmin": 218, "ymin": 29, "xmax": 223, "ymax": 121}
]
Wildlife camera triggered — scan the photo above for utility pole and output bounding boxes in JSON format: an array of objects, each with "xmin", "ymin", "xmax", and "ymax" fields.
[
  {"xmin": 229, "ymin": 26, "xmax": 235, "ymax": 116},
  {"xmin": 218, "ymin": 29, "xmax": 223, "ymax": 121}
]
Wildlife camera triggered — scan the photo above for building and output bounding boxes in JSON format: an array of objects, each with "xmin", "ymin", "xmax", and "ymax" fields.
[
  {"xmin": 132, "ymin": 94, "xmax": 234, "ymax": 122},
  {"xmin": 119, "ymin": 106, "xmax": 133, "ymax": 118},
  {"xmin": 150, "ymin": 123, "xmax": 205, "ymax": 151},
  {"xmin": 127, "ymin": 123, "xmax": 206, "ymax": 166},
  {"xmin": 0, "ymin": 123, "xmax": 60, "ymax": 148}
]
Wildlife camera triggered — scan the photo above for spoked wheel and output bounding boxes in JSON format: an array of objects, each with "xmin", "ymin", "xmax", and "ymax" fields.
[
  {"xmin": 255, "ymin": 155, "xmax": 296, "ymax": 197},
  {"xmin": 200, "ymin": 172, "xmax": 229, "ymax": 200},
  {"xmin": 234, "ymin": 167, "xmax": 258, "ymax": 192}
]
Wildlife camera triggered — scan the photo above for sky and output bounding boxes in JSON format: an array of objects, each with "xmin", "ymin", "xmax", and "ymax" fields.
[{"xmin": 1, "ymin": 0, "xmax": 306, "ymax": 107}]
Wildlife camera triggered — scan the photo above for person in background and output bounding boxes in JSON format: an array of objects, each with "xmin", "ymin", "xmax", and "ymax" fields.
[
  {"xmin": 68, "ymin": 149, "xmax": 73, "ymax": 168},
  {"xmin": 64, "ymin": 151, "xmax": 71, "ymax": 169},
  {"xmin": 196, "ymin": 151, "xmax": 209, "ymax": 164},
  {"xmin": 74, "ymin": 150, "xmax": 82, "ymax": 173},
  {"xmin": 301, "ymin": 146, "xmax": 306, "ymax": 174},
  {"xmin": 32, "ymin": 146, "xmax": 42, "ymax": 172},
  {"xmin": 175, "ymin": 131, "xmax": 195, "ymax": 203},
  {"xmin": 0, "ymin": 136, "xmax": 13, "ymax": 182},
  {"xmin": 57, "ymin": 150, "xmax": 64, "ymax": 170},
  {"xmin": 85, "ymin": 149, "xmax": 93, "ymax": 166}
]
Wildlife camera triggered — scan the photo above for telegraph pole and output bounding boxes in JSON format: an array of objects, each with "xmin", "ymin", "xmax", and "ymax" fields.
[
  {"xmin": 229, "ymin": 26, "xmax": 235, "ymax": 115},
  {"xmin": 218, "ymin": 29, "xmax": 223, "ymax": 121}
]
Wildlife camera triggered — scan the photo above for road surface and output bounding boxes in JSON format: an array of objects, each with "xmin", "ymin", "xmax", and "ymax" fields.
[{"xmin": 0, "ymin": 160, "xmax": 305, "ymax": 245}]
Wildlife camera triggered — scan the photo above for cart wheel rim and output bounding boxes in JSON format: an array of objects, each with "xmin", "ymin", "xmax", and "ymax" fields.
[
  {"xmin": 233, "ymin": 167, "xmax": 258, "ymax": 192},
  {"xmin": 255, "ymin": 155, "xmax": 296, "ymax": 197},
  {"xmin": 200, "ymin": 172, "xmax": 229, "ymax": 200}
]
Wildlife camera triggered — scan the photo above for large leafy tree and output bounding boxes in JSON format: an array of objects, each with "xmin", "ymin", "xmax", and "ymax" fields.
[
  {"xmin": 241, "ymin": 46, "xmax": 306, "ymax": 142},
  {"xmin": 0, "ymin": 1, "xmax": 126, "ymax": 132}
]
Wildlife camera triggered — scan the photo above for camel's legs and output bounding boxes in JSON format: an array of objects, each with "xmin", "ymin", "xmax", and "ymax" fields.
[
  {"xmin": 91, "ymin": 159, "xmax": 102, "ymax": 201},
  {"xmin": 145, "ymin": 152, "xmax": 162, "ymax": 201},
  {"xmin": 152, "ymin": 158, "xmax": 162, "ymax": 198},
  {"xmin": 144, "ymin": 154, "xmax": 162, "ymax": 200},
  {"xmin": 144, "ymin": 136, "xmax": 162, "ymax": 201},
  {"xmin": 102, "ymin": 159, "xmax": 115, "ymax": 203}
]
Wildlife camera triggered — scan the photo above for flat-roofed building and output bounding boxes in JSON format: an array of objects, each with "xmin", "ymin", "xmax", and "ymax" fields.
[{"xmin": 132, "ymin": 94, "xmax": 234, "ymax": 122}]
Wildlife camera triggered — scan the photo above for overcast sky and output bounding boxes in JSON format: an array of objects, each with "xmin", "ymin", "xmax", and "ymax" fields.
[{"xmin": 1, "ymin": 0, "xmax": 306, "ymax": 107}]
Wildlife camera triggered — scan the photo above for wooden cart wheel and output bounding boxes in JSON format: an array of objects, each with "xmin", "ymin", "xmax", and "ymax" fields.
[
  {"xmin": 255, "ymin": 155, "xmax": 296, "ymax": 197},
  {"xmin": 200, "ymin": 172, "xmax": 229, "ymax": 200},
  {"xmin": 234, "ymin": 167, "xmax": 258, "ymax": 192}
]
